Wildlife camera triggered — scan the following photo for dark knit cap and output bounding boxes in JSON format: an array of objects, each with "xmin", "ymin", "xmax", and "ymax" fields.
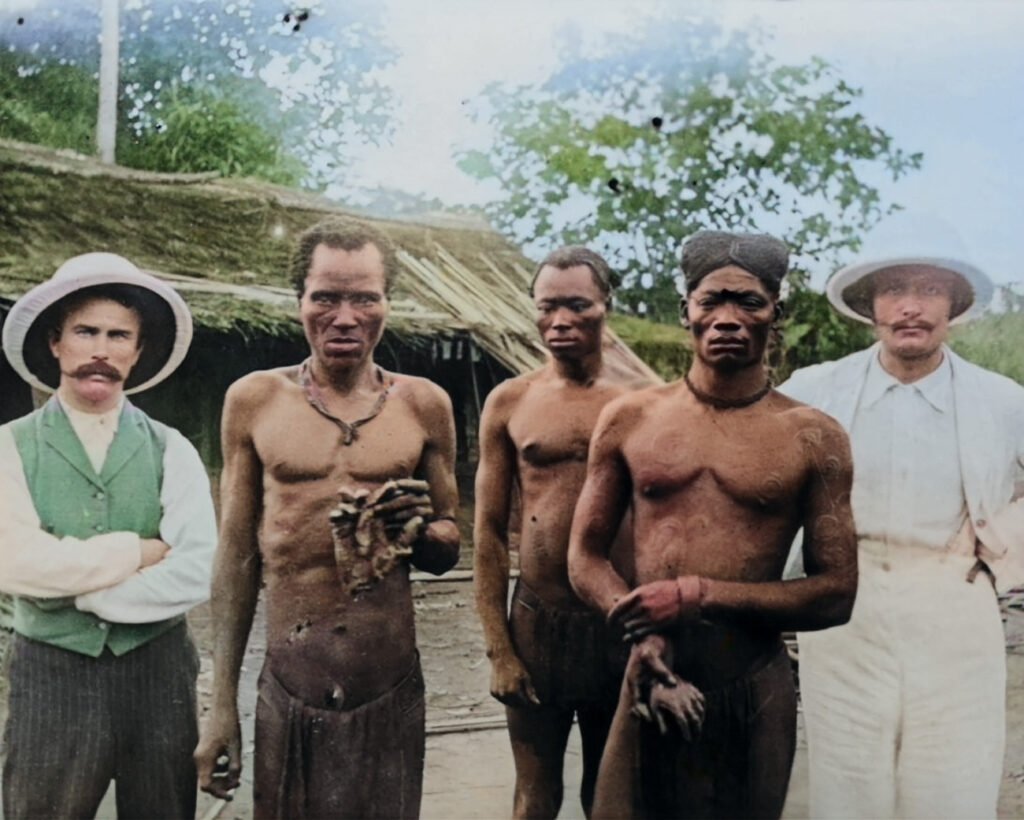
[{"xmin": 681, "ymin": 230, "xmax": 789, "ymax": 294}]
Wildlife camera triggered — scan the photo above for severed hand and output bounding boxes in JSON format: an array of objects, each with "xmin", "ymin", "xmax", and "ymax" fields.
[
  {"xmin": 330, "ymin": 479, "xmax": 433, "ymax": 595},
  {"xmin": 646, "ymin": 680, "xmax": 705, "ymax": 740},
  {"xmin": 624, "ymin": 633, "xmax": 676, "ymax": 721},
  {"xmin": 624, "ymin": 633, "xmax": 705, "ymax": 740},
  {"xmin": 363, "ymin": 479, "xmax": 434, "ymax": 539}
]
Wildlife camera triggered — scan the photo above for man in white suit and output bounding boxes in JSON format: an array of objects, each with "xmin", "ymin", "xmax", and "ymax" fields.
[{"xmin": 781, "ymin": 212, "xmax": 1024, "ymax": 819}]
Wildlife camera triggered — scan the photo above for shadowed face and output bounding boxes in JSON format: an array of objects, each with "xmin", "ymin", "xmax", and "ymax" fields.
[
  {"xmin": 685, "ymin": 266, "xmax": 775, "ymax": 372},
  {"xmin": 532, "ymin": 264, "xmax": 608, "ymax": 360},
  {"xmin": 300, "ymin": 243, "xmax": 390, "ymax": 371},
  {"xmin": 871, "ymin": 266, "xmax": 954, "ymax": 362},
  {"xmin": 49, "ymin": 297, "xmax": 143, "ymax": 410}
]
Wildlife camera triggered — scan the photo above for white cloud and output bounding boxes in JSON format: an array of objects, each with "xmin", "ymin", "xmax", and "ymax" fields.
[{"xmin": 341, "ymin": 0, "xmax": 1024, "ymax": 283}]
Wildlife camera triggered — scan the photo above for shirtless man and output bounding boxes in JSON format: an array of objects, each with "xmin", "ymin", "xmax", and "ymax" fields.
[
  {"xmin": 568, "ymin": 230, "xmax": 858, "ymax": 819},
  {"xmin": 194, "ymin": 217, "xmax": 460, "ymax": 819},
  {"xmin": 474, "ymin": 246, "xmax": 643, "ymax": 819}
]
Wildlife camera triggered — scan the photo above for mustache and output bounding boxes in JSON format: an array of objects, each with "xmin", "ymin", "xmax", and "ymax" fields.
[
  {"xmin": 70, "ymin": 362, "xmax": 124, "ymax": 381},
  {"xmin": 885, "ymin": 320, "xmax": 935, "ymax": 332}
]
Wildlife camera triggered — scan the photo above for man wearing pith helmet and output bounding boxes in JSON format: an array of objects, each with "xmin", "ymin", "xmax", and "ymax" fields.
[
  {"xmin": 781, "ymin": 211, "xmax": 1024, "ymax": 818},
  {"xmin": 0, "ymin": 252, "xmax": 216, "ymax": 819}
]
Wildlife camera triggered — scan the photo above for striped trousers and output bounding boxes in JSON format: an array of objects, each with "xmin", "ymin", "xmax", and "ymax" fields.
[{"xmin": 2, "ymin": 623, "xmax": 200, "ymax": 820}]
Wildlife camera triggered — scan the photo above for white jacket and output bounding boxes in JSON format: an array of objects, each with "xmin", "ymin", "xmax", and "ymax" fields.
[{"xmin": 780, "ymin": 343, "xmax": 1024, "ymax": 592}]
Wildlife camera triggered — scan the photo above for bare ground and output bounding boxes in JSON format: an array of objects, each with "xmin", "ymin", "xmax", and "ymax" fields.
[{"xmin": 2, "ymin": 585, "xmax": 1024, "ymax": 819}]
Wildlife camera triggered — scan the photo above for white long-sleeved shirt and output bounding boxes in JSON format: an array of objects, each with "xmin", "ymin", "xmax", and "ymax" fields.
[
  {"xmin": 850, "ymin": 352, "xmax": 969, "ymax": 550},
  {"xmin": 781, "ymin": 343, "xmax": 1024, "ymax": 591},
  {"xmin": 0, "ymin": 400, "xmax": 216, "ymax": 623}
]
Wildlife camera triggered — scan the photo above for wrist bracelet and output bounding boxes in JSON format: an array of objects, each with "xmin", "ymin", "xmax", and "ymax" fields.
[{"xmin": 675, "ymin": 575, "xmax": 704, "ymax": 622}]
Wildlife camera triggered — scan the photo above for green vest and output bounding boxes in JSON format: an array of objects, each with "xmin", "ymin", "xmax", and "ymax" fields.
[{"xmin": 10, "ymin": 398, "xmax": 183, "ymax": 656}]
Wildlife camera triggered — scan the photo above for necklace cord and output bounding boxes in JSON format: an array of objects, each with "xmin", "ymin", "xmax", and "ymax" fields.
[
  {"xmin": 299, "ymin": 359, "xmax": 392, "ymax": 445},
  {"xmin": 683, "ymin": 372, "xmax": 771, "ymax": 410}
]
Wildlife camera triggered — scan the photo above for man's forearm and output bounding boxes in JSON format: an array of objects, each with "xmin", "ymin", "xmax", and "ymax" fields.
[
  {"xmin": 76, "ymin": 430, "xmax": 217, "ymax": 621},
  {"xmin": 75, "ymin": 549, "xmax": 211, "ymax": 623},
  {"xmin": 698, "ymin": 573, "xmax": 856, "ymax": 632},
  {"xmin": 473, "ymin": 535, "xmax": 517, "ymax": 660},
  {"xmin": 569, "ymin": 550, "xmax": 631, "ymax": 617},
  {"xmin": 614, "ymin": 571, "xmax": 856, "ymax": 640},
  {"xmin": 209, "ymin": 557, "xmax": 261, "ymax": 711}
]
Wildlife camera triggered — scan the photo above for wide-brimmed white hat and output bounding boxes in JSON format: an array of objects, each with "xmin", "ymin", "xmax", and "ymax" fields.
[
  {"xmin": 826, "ymin": 211, "xmax": 994, "ymax": 325},
  {"xmin": 2, "ymin": 252, "xmax": 193, "ymax": 394}
]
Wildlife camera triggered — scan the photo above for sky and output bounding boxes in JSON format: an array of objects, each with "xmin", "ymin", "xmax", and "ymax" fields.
[
  {"xmin": 340, "ymin": 0, "xmax": 1024, "ymax": 289},
  {"xmin": 2, "ymin": 0, "xmax": 1021, "ymax": 290}
]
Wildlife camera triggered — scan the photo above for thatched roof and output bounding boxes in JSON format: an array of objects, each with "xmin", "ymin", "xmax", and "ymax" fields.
[{"xmin": 0, "ymin": 139, "xmax": 658, "ymax": 380}]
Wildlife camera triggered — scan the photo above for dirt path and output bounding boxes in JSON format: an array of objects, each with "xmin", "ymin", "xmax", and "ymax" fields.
[
  {"xmin": 3, "ymin": 583, "xmax": 1024, "ymax": 818},
  {"xmin": 187, "ymin": 586, "xmax": 1024, "ymax": 820}
]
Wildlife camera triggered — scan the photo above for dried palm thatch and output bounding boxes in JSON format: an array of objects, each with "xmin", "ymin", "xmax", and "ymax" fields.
[{"xmin": 0, "ymin": 139, "xmax": 657, "ymax": 380}]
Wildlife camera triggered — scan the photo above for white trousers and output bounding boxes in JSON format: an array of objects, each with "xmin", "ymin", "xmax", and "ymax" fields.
[{"xmin": 798, "ymin": 542, "xmax": 1006, "ymax": 819}]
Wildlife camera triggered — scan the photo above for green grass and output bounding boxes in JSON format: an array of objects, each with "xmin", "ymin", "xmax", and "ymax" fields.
[{"xmin": 950, "ymin": 313, "xmax": 1024, "ymax": 385}]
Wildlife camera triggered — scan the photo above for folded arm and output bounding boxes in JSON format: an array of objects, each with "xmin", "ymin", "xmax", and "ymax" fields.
[
  {"xmin": 75, "ymin": 429, "xmax": 217, "ymax": 623},
  {"xmin": 0, "ymin": 426, "xmax": 142, "ymax": 598}
]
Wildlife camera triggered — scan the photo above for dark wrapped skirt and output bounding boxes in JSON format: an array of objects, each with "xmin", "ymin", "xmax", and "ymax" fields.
[
  {"xmin": 508, "ymin": 579, "xmax": 626, "ymax": 710},
  {"xmin": 253, "ymin": 655, "xmax": 426, "ymax": 820},
  {"xmin": 594, "ymin": 640, "xmax": 797, "ymax": 820}
]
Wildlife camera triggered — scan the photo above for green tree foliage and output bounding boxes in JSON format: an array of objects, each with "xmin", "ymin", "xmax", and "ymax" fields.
[
  {"xmin": 118, "ymin": 86, "xmax": 304, "ymax": 183},
  {"xmin": 0, "ymin": 51, "xmax": 303, "ymax": 183},
  {"xmin": 458, "ymin": 16, "xmax": 922, "ymax": 359},
  {"xmin": 776, "ymin": 286, "xmax": 874, "ymax": 381},
  {"xmin": 0, "ymin": 53, "xmax": 98, "ymax": 150},
  {"xmin": 949, "ymin": 286, "xmax": 1024, "ymax": 385},
  {"xmin": 0, "ymin": 0, "xmax": 394, "ymax": 186}
]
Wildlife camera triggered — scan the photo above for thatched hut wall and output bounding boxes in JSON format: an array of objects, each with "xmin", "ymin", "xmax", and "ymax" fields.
[{"xmin": 0, "ymin": 139, "xmax": 657, "ymax": 473}]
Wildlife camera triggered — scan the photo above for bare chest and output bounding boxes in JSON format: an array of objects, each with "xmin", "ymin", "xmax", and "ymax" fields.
[
  {"xmin": 254, "ymin": 398, "xmax": 426, "ymax": 488},
  {"xmin": 625, "ymin": 413, "xmax": 808, "ymax": 512},
  {"xmin": 508, "ymin": 388, "xmax": 612, "ymax": 468}
]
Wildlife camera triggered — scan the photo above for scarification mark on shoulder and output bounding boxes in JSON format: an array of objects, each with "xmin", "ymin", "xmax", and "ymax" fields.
[{"xmin": 756, "ymin": 473, "xmax": 785, "ymax": 507}]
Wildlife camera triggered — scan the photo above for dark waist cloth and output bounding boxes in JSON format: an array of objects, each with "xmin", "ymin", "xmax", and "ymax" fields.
[
  {"xmin": 639, "ymin": 643, "xmax": 797, "ymax": 819},
  {"xmin": 253, "ymin": 653, "xmax": 425, "ymax": 820},
  {"xmin": 665, "ymin": 621, "xmax": 785, "ymax": 690},
  {"xmin": 509, "ymin": 579, "xmax": 627, "ymax": 709}
]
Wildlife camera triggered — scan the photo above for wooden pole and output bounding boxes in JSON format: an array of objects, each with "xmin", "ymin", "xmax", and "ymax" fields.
[{"xmin": 96, "ymin": 0, "xmax": 119, "ymax": 164}]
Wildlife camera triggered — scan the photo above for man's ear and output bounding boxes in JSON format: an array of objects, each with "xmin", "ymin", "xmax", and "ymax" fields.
[
  {"xmin": 774, "ymin": 301, "xmax": 785, "ymax": 321},
  {"xmin": 679, "ymin": 297, "xmax": 690, "ymax": 329}
]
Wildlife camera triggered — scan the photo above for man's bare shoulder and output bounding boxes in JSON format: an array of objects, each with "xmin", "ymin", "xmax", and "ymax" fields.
[
  {"xmin": 773, "ymin": 395, "xmax": 851, "ymax": 461},
  {"xmin": 479, "ymin": 372, "xmax": 541, "ymax": 416},
  {"xmin": 773, "ymin": 392, "xmax": 843, "ymax": 431},
  {"xmin": 595, "ymin": 382, "xmax": 675, "ymax": 433},
  {"xmin": 225, "ymin": 365, "xmax": 300, "ymax": 409},
  {"xmin": 388, "ymin": 371, "xmax": 454, "ymax": 418}
]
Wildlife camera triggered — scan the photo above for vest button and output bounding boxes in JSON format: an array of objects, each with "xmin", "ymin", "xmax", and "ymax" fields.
[
  {"xmin": 97, "ymin": 622, "xmax": 108, "ymax": 630},
  {"xmin": 95, "ymin": 491, "xmax": 105, "ymax": 500},
  {"xmin": 976, "ymin": 518, "xmax": 987, "ymax": 529},
  {"xmin": 94, "ymin": 524, "xmax": 106, "ymax": 532}
]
